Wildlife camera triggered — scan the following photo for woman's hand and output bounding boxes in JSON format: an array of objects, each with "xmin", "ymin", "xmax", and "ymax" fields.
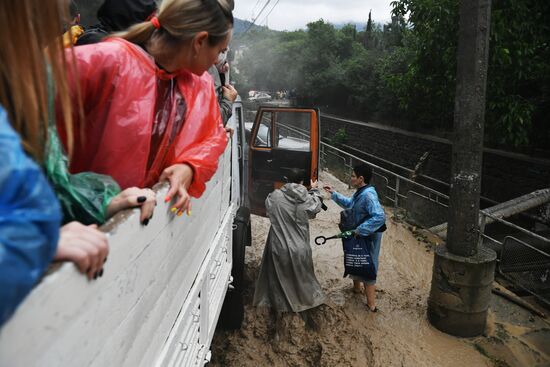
[
  {"xmin": 54, "ymin": 222, "xmax": 109, "ymax": 280},
  {"xmin": 225, "ymin": 126, "xmax": 234, "ymax": 138},
  {"xmin": 160, "ymin": 163, "xmax": 193, "ymax": 216},
  {"xmin": 105, "ymin": 187, "xmax": 156, "ymax": 225},
  {"xmin": 222, "ymin": 84, "xmax": 238, "ymax": 102}
]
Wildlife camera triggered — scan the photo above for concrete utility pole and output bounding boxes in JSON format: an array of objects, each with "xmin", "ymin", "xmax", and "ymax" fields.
[{"xmin": 427, "ymin": 0, "xmax": 497, "ymax": 337}]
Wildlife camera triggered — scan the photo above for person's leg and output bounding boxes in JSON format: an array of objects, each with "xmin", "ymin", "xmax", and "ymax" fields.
[
  {"xmin": 365, "ymin": 233, "xmax": 383, "ymax": 311},
  {"xmin": 365, "ymin": 283, "xmax": 376, "ymax": 311},
  {"xmin": 353, "ymin": 279, "xmax": 364, "ymax": 293}
]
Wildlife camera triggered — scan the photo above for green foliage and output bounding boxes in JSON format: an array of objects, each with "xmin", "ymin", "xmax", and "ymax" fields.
[
  {"xmin": 332, "ymin": 128, "xmax": 348, "ymax": 145},
  {"xmin": 390, "ymin": 0, "xmax": 550, "ymax": 149},
  {"xmin": 389, "ymin": 0, "xmax": 459, "ymax": 129},
  {"xmin": 234, "ymin": 1, "xmax": 550, "ymax": 151},
  {"xmin": 233, "ymin": 18, "xmax": 403, "ymax": 116},
  {"xmin": 486, "ymin": 0, "xmax": 550, "ymax": 148}
]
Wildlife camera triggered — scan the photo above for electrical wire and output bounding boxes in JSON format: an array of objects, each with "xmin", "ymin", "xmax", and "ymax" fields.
[
  {"xmin": 251, "ymin": 0, "xmax": 263, "ymax": 18},
  {"xmin": 241, "ymin": 0, "xmax": 272, "ymax": 35},
  {"xmin": 259, "ymin": 0, "xmax": 280, "ymax": 27}
]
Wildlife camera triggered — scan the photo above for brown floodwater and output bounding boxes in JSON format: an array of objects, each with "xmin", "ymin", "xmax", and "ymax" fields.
[{"xmin": 210, "ymin": 171, "xmax": 548, "ymax": 367}]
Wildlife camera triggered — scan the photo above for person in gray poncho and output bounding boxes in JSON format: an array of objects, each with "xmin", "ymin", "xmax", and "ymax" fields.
[{"xmin": 253, "ymin": 170, "xmax": 325, "ymax": 313}]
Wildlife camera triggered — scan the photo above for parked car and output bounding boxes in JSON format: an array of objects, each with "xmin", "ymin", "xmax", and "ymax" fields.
[{"xmin": 248, "ymin": 92, "xmax": 272, "ymax": 102}]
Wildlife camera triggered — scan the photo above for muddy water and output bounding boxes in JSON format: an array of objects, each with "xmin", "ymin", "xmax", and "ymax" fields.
[{"xmin": 211, "ymin": 171, "xmax": 492, "ymax": 366}]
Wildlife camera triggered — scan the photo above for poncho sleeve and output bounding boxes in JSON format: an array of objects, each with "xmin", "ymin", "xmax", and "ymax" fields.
[
  {"xmin": 355, "ymin": 190, "xmax": 386, "ymax": 237},
  {"xmin": 57, "ymin": 41, "xmax": 121, "ymax": 148},
  {"xmin": 331, "ymin": 191, "xmax": 353, "ymax": 209},
  {"xmin": 51, "ymin": 47, "xmax": 122, "ymax": 224},
  {"xmin": 172, "ymin": 75, "xmax": 228, "ymax": 197},
  {"xmin": 0, "ymin": 107, "xmax": 61, "ymax": 326},
  {"xmin": 305, "ymin": 189, "xmax": 323, "ymax": 219},
  {"xmin": 44, "ymin": 124, "xmax": 120, "ymax": 225}
]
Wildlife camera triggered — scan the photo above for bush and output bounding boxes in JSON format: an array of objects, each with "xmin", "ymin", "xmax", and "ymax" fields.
[{"xmin": 332, "ymin": 128, "xmax": 348, "ymax": 145}]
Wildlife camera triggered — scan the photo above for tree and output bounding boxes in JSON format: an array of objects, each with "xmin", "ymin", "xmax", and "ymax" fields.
[
  {"xmin": 390, "ymin": 0, "xmax": 550, "ymax": 150},
  {"xmin": 363, "ymin": 10, "xmax": 374, "ymax": 49}
]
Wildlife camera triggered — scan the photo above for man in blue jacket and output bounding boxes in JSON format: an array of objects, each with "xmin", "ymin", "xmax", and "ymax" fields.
[{"xmin": 324, "ymin": 164, "xmax": 386, "ymax": 312}]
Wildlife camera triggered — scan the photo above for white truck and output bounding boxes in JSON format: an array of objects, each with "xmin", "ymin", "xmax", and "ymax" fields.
[{"xmin": 0, "ymin": 100, "xmax": 320, "ymax": 366}]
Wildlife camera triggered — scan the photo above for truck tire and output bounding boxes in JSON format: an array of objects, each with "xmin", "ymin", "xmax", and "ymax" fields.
[
  {"xmin": 218, "ymin": 288, "xmax": 244, "ymax": 330},
  {"xmin": 246, "ymin": 220, "xmax": 252, "ymax": 247},
  {"xmin": 219, "ymin": 207, "xmax": 250, "ymax": 330}
]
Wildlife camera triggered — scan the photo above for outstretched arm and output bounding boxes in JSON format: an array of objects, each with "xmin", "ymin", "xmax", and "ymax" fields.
[
  {"xmin": 331, "ymin": 191, "xmax": 354, "ymax": 209},
  {"xmin": 305, "ymin": 181, "xmax": 323, "ymax": 218}
]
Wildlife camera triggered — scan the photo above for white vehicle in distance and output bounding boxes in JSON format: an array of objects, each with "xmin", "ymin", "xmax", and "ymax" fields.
[{"xmin": 248, "ymin": 92, "xmax": 272, "ymax": 102}]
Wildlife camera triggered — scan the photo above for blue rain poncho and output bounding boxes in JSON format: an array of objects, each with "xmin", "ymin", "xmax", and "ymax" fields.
[
  {"xmin": 331, "ymin": 185, "xmax": 386, "ymax": 237},
  {"xmin": 0, "ymin": 106, "xmax": 61, "ymax": 326},
  {"xmin": 332, "ymin": 185, "xmax": 386, "ymax": 281}
]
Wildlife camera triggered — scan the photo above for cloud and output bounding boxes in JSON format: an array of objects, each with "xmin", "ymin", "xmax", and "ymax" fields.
[{"xmin": 234, "ymin": 0, "xmax": 393, "ymax": 31}]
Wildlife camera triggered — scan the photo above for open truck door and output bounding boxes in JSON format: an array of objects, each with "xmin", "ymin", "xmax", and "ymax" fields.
[{"xmin": 247, "ymin": 106, "xmax": 320, "ymax": 216}]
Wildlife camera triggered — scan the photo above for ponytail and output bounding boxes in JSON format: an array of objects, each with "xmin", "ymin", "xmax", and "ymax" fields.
[
  {"xmin": 116, "ymin": 0, "xmax": 233, "ymax": 47},
  {"xmin": 114, "ymin": 20, "xmax": 157, "ymax": 45}
]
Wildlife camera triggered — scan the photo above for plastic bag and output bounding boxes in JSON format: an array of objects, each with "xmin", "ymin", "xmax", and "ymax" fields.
[
  {"xmin": 342, "ymin": 236, "xmax": 377, "ymax": 281},
  {"xmin": 44, "ymin": 124, "xmax": 120, "ymax": 225},
  {"xmin": 339, "ymin": 208, "xmax": 357, "ymax": 232},
  {"xmin": 0, "ymin": 108, "xmax": 61, "ymax": 326}
]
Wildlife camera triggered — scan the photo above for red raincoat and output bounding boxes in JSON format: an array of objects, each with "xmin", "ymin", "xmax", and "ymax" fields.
[{"xmin": 58, "ymin": 38, "xmax": 227, "ymax": 197}]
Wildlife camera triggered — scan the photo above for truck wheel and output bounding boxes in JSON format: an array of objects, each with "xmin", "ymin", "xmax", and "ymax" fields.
[
  {"xmin": 246, "ymin": 220, "xmax": 252, "ymax": 247},
  {"xmin": 218, "ymin": 289, "xmax": 244, "ymax": 330},
  {"xmin": 219, "ymin": 207, "xmax": 249, "ymax": 330},
  {"xmin": 231, "ymin": 217, "xmax": 246, "ymax": 291}
]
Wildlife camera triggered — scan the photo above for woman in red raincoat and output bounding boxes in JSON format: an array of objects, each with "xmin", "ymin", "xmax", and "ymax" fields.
[{"xmin": 59, "ymin": 0, "xmax": 234, "ymax": 215}]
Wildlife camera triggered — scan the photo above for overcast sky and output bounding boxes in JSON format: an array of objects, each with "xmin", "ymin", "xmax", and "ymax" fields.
[{"xmin": 234, "ymin": 0, "xmax": 394, "ymax": 31}]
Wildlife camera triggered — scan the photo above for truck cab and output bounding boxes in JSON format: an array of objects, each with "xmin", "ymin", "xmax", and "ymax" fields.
[{"xmin": 246, "ymin": 106, "xmax": 320, "ymax": 216}]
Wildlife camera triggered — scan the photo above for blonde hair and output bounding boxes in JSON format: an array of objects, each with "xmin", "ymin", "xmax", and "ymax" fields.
[
  {"xmin": 0, "ymin": 0, "xmax": 76, "ymax": 160},
  {"xmin": 117, "ymin": 0, "xmax": 234, "ymax": 48}
]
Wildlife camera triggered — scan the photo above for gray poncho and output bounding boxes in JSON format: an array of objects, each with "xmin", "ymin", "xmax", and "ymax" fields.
[{"xmin": 253, "ymin": 183, "xmax": 325, "ymax": 313}]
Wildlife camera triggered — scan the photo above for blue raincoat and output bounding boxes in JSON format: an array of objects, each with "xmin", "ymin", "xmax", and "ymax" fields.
[
  {"xmin": 0, "ymin": 106, "xmax": 61, "ymax": 326},
  {"xmin": 331, "ymin": 185, "xmax": 385, "ymax": 236},
  {"xmin": 332, "ymin": 185, "xmax": 386, "ymax": 280}
]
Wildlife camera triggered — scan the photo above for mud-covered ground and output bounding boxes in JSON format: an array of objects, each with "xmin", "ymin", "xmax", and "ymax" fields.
[{"xmin": 211, "ymin": 172, "xmax": 550, "ymax": 367}]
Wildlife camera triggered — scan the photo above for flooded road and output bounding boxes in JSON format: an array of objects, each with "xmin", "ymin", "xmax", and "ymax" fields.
[{"xmin": 211, "ymin": 171, "xmax": 549, "ymax": 366}]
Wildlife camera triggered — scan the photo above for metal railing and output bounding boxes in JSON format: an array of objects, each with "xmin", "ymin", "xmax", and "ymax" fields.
[
  {"xmin": 273, "ymin": 116, "xmax": 550, "ymax": 307},
  {"xmin": 318, "ymin": 139, "xmax": 550, "ymax": 308},
  {"xmin": 478, "ymin": 211, "xmax": 550, "ymax": 308},
  {"xmin": 320, "ymin": 142, "xmax": 449, "ymax": 208},
  {"xmin": 278, "ymin": 122, "xmax": 448, "ymax": 208}
]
